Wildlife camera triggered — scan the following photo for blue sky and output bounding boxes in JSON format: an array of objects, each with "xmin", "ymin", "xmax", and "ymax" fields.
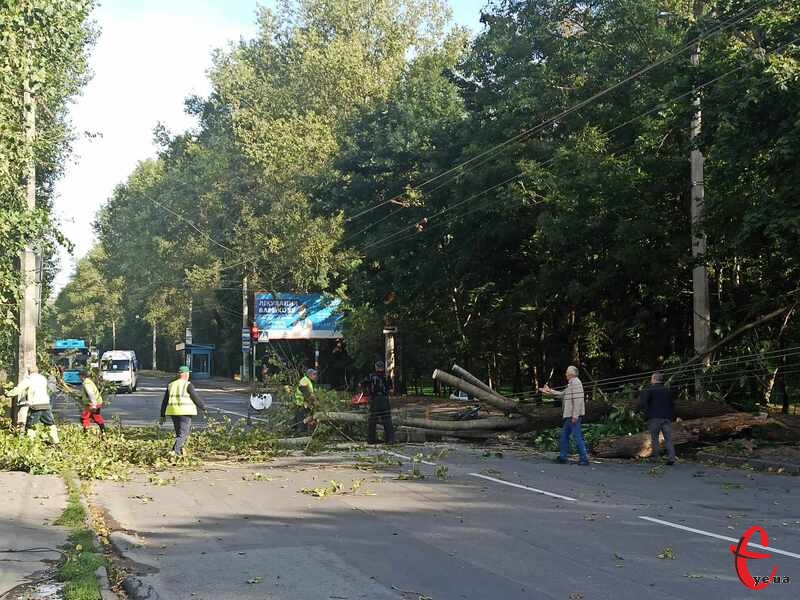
[{"xmin": 53, "ymin": 0, "xmax": 489, "ymax": 291}]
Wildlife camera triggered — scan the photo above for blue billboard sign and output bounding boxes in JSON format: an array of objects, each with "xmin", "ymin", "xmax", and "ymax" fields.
[
  {"xmin": 254, "ymin": 293, "xmax": 343, "ymax": 340},
  {"xmin": 53, "ymin": 339, "xmax": 87, "ymax": 350}
]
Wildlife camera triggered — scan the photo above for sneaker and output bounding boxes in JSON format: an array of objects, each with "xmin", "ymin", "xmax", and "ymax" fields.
[
  {"xmin": 554, "ymin": 457, "xmax": 568, "ymax": 464},
  {"xmin": 666, "ymin": 459, "xmax": 676, "ymax": 466},
  {"xmin": 578, "ymin": 460, "xmax": 590, "ymax": 466}
]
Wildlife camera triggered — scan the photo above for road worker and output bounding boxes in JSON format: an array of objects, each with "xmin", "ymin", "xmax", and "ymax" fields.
[
  {"xmin": 294, "ymin": 368, "xmax": 318, "ymax": 434},
  {"xmin": 159, "ymin": 366, "xmax": 207, "ymax": 457},
  {"xmin": 79, "ymin": 370, "xmax": 106, "ymax": 435},
  {"xmin": 7, "ymin": 365, "xmax": 60, "ymax": 444}
]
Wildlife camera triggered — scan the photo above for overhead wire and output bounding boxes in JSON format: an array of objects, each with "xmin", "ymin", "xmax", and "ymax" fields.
[
  {"xmin": 506, "ymin": 343, "xmax": 800, "ymax": 400},
  {"xmin": 360, "ymin": 30, "xmax": 800, "ymax": 254},
  {"xmin": 343, "ymin": 0, "xmax": 781, "ymax": 224}
]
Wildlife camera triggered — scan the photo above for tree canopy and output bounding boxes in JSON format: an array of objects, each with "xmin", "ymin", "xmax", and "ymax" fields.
[
  {"xmin": 1, "ymin": 0, "xmax": 95, "ymax": 370},
  {"xmin": 53, "ymin": 0, "xmax": 800, "ymax": 404}
]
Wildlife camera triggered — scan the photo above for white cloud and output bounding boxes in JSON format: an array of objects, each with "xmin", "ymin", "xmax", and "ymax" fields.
[{"xmin": 53, "ymin": 8, "xmax": 254, "ymax": 292}]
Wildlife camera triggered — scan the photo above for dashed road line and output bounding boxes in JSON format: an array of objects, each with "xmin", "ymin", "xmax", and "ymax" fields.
[
  {"xmin": 382, "ymin": 449, "xmax": 576, "ymax": 501},
  {"xmin": 469, "ymin": 473, "xmax": 577, "ymax": 502},
  {"xmin": 384, "ymin": 450, "xmax": 438, "ymax": 466},
  {"xmin": 639, "ymin": 516, "xmax": 800, "ymax": 559}
]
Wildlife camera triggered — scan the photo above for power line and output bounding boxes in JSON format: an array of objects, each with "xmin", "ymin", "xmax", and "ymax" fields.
[
  {"xmin": 144, "ymin": 196, "xmax": 234, "ymax": 254},
  {"xmin": 344, "ymin": 0, "xmax": 779, "ymax": 224},
  {"xmin": 508, "ymin": 344, "xmax": 800, "ymax": 400},
  {"xmin": 359, "ymin": 30, "xmax": 800, "ymax": 255}
]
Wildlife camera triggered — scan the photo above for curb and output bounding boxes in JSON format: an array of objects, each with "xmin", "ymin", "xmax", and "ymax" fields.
[
  {"xmin": 76, "ymin": 492, "xmax": 117, "ymax": 599},
  {"xmin": 696, "ymin": 451, "xmax": 800, "ymax": 474}
]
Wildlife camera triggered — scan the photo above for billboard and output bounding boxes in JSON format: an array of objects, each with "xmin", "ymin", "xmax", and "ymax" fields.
[{"xmin": 254, "ymin": 293, "xmax": 343, "ymax": 340}]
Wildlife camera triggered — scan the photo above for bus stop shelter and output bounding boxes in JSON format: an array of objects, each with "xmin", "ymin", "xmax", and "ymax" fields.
[{"xmin": 177, "ymin": 343, "xmax": 215, "ymax": 380}]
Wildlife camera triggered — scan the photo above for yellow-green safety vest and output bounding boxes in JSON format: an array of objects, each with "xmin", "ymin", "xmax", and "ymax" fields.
[
  {"xmin": 82, "ymin": 378, "xmax": 102, "ymax": 407},
  {"xmin": 165, "ymin": 379, "xmax": 197, "ymax": 416},
  {"xmin": 294, "ymin": 376, "xmax": 313, "ymax": 407}
]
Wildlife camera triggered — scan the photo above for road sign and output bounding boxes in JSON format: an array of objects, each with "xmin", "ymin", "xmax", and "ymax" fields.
[
  {"xmin": 258, "ymin": 331, "xmax": 269, "ymax": 343},
  {"xmin": 241, "ymin": 327, "xmax": 250, "ymax": 341},
  {"xmin": 175, "ymin": 342, "xmax": 186, "ymax": 351}
]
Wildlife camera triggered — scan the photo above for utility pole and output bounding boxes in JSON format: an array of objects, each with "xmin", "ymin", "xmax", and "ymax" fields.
[
  {"xmin": 242, "ymin": 274, "xmax": 249, "ymax": 383},
  {"xmin": 186, "ymin": 295, "xmax": 193, "ymax": 345},
  {"xmin": 185, "ymin": 294, "xmax": 193, "ymax": 370},
  {"xmin": 112, "ymin": 320, "xmax": 116, "ymax": 350},
  {"xmin": 18, "ymin": 72, "xmax": 38, "ymax": 381},
  {"xmin": 152, "ymin": 323, "xmax": 157, "ymax": 371},
  {"xmin": 690, "ymin": 0, "xmax": 711, "ymax": 398}
]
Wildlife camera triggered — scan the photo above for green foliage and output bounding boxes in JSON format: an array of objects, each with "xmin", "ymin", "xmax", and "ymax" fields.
[
  {"xmin": 529, "ymin": 405, "xmax": 645, "ymax": 451},
  {"xmin": 0, "ymin": 416, "xmax": 285, "ymax": 480},
  {"xmin": 397, "ymin": 452, "xmax": 425, "ymax": 480},
  {"xmin": 51, "ymin": 0, "xmax": 800, "ymax": 401},
  {"xmin": 0, "ymin": 0, "xmax": 96, "ymax": 369},
  {"xmin": 55, "ymin": 471, "xmax": 105, "ymax": 600},
  {"xmin": 299, "ymin": 478, "xmax": 366, "ymax": 497}
]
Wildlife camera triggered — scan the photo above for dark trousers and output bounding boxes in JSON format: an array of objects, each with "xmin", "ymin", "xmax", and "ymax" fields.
[
  {"xmin": 294, "ymin": 407, "xmax": 311, "ymax": 434},
  {"xmin": 26, "ymin": 408, "xmax": 55, "ymax": 428},
  {"xmin": 171, "ymin": 416, "xmax": 192, "ymax": 455},
  {"xmin": 648, "ymin": 418, "xmax": 676, "ymax": 461},
  {"xmin": 368, "ymin": 396, "xmax": 395, "ymax": 444}
]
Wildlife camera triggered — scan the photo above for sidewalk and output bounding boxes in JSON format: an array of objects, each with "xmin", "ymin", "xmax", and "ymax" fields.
[{"xmin": 0, "ymin": 472, "xmax": 69, "ymax": 596}]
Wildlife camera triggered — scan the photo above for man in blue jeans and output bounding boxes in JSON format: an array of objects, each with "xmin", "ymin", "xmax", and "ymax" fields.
[{"xmin": 540, "ymin": 365, "xmax": 589, "ymax": 465}]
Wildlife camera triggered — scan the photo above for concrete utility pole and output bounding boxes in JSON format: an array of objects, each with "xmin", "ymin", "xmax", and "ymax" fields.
[
  {"xmin": 690, "ymin": 0, "xmax": 711, "ymax": 397},
  {"xmin": 18, "ymin": 75, "xmax": 38, "ymax": 381},
  {"xmin": 383, "ymin": 326, "xmax": 398, "ymax": 393},
  {"xmin": 186, "ymin": 295, "xmax": 193, "ymax": 345},
  {"xmin": 242, "ymin": 274, "xmax": 249, "ymax": 383},
  {"xmin": 152, "ymin": 323, "xmax": 157, "ymax": 371}
]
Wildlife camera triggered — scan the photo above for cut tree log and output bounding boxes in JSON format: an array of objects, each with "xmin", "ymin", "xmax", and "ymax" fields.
[
  {"xmin": 399, "ymin": 426, "xmax": 504, "ymax": 440},
  {"xmin": 592, "ymin": 412, "xmax": 775, "ymax": 458},
  {"xmin": 616, "ymin": 397, "xmax": 735, "ymax": 420},
  {"xmin": 432, "ymin": 369, "xmax": 518, "ymax": 413},
  {"xmin": 317, "ymin": 411, "xmax": 527, "ymax": 432},
  {"xmin": 451, "ymin": 364, "xmax": 512, "ymax": 406}
]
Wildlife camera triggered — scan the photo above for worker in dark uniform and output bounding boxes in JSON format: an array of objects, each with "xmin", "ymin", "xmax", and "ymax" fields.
[{"xmin": 365, "ymin": 361, "xmax": 395, "ymax": 444}]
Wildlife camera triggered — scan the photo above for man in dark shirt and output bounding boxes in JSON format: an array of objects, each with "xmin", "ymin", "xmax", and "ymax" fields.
[
  {"xmin": 638, "ymin": 371, "xmax": 676, "ymax": 465},
  {"xmin": 365, "ymin": 361, "xmax": 395, "ymax": 444}
]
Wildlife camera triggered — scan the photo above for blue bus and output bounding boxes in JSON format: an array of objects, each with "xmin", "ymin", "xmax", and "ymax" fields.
[{"xmin": 50, "ymin": 339, "xmax": 91, "ymax": 385}]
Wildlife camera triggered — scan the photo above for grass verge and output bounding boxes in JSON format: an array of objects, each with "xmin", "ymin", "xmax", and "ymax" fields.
[{"xmin": 54, "ymin": 471, "xmax": 105, "ymax": 600}]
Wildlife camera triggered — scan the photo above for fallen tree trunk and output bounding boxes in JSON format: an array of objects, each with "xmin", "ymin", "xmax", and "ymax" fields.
[
  {"xmin": 432, "ymin": 369, "xmax": 518, "ymax": 413},
  {"xmin": 399, "ymin": 426, "xmax": 505, "ymax": 440},
  {"xmin": 593, "ymin": 412, "xmax": 775, "ymax": 458},
  {"xmin": 317, "ymin": 411, "xmax": 527, "ymax": 432},
  {"xmin": 614, "ymin": 397, "xmax": 736, "ymax": 420},
  {"xmin": 452, "ymin": 364, "xmax": 511, "ymax": 406}
]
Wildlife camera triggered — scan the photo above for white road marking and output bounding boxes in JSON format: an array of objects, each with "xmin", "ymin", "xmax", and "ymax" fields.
[
  {"xmin": 469, "ymin": 473, "xmax": 577, "ymax": 502},
  {"xmin": 383, "ymin": 450, "xmax": 577, "ymax": 501},
  {"xmin": 383, "ymin": 450, "xmax": 437, "ymax": 466},
  {"xmin": 639, "ymin": 516, "xmax": 800, "ymax": 559}
]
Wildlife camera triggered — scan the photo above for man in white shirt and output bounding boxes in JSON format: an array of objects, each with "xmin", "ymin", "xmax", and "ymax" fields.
[
  {"xmin": 540, "ymin": 365, "xmax": 589, "ymax": 465},
  {"xmin": 7, "ymin": 365, "xmax": 60, "ymax": 444}
]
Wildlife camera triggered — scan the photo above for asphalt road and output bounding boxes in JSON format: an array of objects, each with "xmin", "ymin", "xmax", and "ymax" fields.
[
  {"xmin": 91, "ymin": 444, "xmax": 800, "ymax": 600},
  {"xmin": 52, "ymin": 375, "xmax": 256, "ymax": 428}
]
